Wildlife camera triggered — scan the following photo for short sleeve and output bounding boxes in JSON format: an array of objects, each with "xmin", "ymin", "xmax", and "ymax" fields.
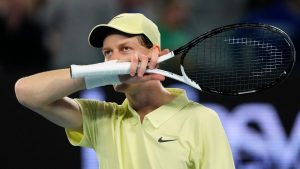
[{"xmin": 65, "ymin": 99, "xmax": 118, "ymax": 149}]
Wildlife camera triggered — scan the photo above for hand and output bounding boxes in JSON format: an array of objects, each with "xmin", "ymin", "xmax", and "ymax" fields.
[
  {"xmin": 129, "ymin": 51, "xmax": 150, "ymax": 77},
  {"xmin": 119, "ymin": 48, "xmax": 170, "ymax": 84}
]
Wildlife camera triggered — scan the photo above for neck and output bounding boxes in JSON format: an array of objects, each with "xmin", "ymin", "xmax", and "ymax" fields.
[{"xmin": 125, "ymin": 83, "xmax": 175, "ymax": 122}]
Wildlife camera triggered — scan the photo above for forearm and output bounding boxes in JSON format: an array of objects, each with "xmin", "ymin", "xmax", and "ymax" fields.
[
  {"xmin": 14, "ymin": 68, "xmax": 86, "ymax": 129},
  {"xmin": 15, "ymin": 68, "xmax": 84, "ymax": 107}
]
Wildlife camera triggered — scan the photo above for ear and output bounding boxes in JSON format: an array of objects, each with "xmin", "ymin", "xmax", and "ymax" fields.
[{"xmin": 151, "ymin": 45, "xmax": 161, "ymax": 56}]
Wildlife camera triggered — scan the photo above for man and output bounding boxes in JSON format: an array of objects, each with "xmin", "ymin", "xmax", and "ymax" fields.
[{"xmin": 15, "ymin": 13, "xmax": 235, "ymax": 169}]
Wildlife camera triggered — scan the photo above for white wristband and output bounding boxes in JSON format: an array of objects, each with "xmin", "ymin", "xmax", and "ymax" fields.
[
  {"xmin": 83, "ymin": 60, "xmax": 121, "ymax": 89},
  {"xmin": 70, "ymin": 60, "xmax": 131, "ymax": 79},
  {"xmin": 84, "ymin": 74, "xmax": 121, "ymax": 89},
  {"xmin": 70, "ymin": 60, "xmax": 122, "ymax": 89}
]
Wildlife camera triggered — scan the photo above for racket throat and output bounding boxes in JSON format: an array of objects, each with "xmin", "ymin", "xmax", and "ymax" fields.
[{"xmin": 180, "ymin": 65, "xmax": 201, "ymax": 90}]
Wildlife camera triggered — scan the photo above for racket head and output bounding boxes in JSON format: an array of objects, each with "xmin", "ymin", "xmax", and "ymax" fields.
[{"xmin": 176, "ymin": 23, "xmax": 296, "ymax": 95}]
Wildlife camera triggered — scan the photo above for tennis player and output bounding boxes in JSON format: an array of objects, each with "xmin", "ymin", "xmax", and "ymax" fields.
[{"xmin": 15, "ymin": 13, "xmax": 236, "ymax": 169}]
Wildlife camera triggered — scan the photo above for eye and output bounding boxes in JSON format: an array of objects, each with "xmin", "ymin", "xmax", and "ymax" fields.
[
  {"xmin": 102, "ymin": 50, "xmax": 112, "ymax": 57},
  {"xmin": 122, "ymin": 47, "xmax": 132, "ymax": 53}
]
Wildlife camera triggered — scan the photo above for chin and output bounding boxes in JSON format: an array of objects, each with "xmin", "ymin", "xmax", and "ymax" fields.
[
  {"xmin": 113, "ymin": 82, "xmax": 144, "ymax": 93},
  {"xmin": 113, "ymin": 83, "xmax": 129, "ymax": 93}
]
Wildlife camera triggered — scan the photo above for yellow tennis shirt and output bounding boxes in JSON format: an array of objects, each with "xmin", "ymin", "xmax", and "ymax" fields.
[{"xmin": 66, "ymin": 88, "xmax": 235, "ymax": 169}]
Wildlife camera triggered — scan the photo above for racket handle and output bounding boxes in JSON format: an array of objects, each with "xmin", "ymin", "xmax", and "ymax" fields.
[
  {"xmin": 70, "ymin": 62, "xmax": 131, "ymax": 79},
  {"xmin": 70, "ymin": 51, "xmax": 174, "ymax": 79},
  {"xmin": 157, "ymin": 51, "xmax": 174, "ymax": 63}
]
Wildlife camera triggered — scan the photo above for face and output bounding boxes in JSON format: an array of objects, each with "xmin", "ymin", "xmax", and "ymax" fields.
[
  {"xmin": 102, "ymin": 34, "xmax": 150, "ymax": 62},
  {"xmin": 102, "ymin": 34, "xmax": 156, "ymax": 93}
]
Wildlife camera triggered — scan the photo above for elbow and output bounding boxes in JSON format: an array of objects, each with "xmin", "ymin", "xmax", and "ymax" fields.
[{"xmin": 15, "ymin": 78, "xmax": 35, "ymax": 108}]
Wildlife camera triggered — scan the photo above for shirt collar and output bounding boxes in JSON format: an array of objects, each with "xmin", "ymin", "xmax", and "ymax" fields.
[{"xmin": 122, "ymin": 88, "xmax": 190, "ymax": 128}]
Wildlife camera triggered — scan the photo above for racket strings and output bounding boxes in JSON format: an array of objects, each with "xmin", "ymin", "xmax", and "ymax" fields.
[{"xmin": 182, "ymin": 27, "xmax": 294, "ymax": 94}]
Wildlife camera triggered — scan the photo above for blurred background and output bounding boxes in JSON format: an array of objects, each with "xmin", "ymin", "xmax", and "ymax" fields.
[{"xmin": 0, "ymin": 0, "xmax": 299, "ymax": 168}]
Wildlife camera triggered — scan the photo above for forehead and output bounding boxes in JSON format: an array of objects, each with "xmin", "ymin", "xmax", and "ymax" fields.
[{"xmin": 103, "ymin": 34, "xmax": 140, "ymax": 47}]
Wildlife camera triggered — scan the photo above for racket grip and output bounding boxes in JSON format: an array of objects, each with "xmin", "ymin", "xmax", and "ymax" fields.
[
  {"xmin": 157, "ymin": 51, "xmax": 174, "ymax": 63},
  {"xmin": 70, "ymin": 62, "xmax": 131, "ymax": 79}
]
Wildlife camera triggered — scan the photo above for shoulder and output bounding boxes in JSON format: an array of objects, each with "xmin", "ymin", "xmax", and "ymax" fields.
[
  {"xmin": 74, "ymin": 98, "xmax": 118, "ymax": 110},
  {"xmin": 74, "ymin": 98, "xmax": 126, "ymax": 119},
  {"xmin": 184, "ymin": 101, "xmax": 219, "ymax": 119},
  {"xmin": 179, "ymin": 101, "xmax": 223, "ymax": 130}
]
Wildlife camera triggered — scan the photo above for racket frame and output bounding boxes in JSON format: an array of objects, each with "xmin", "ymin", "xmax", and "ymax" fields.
[{"xmin": 71, "ymin": 23, "xmax": 296, "ymax": 95}]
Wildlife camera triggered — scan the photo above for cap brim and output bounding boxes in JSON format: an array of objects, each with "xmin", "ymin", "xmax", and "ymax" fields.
[
  {"xmin": 88, "ymin": 24, "xmax": 144, "ymax": 48},
  {"xmin": 88, "ymin": 24, "xmax": 114, "ymax": 48}
]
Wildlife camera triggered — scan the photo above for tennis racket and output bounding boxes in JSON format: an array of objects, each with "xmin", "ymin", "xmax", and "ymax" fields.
[{"xmin": 71, "ymin": 23, "xmax": 296, "ymax": 95}]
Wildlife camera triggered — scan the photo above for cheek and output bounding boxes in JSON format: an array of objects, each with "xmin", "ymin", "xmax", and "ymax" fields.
[{"xmin": 104, "ymin": 58, "xmax": 113, "ymax": 62}]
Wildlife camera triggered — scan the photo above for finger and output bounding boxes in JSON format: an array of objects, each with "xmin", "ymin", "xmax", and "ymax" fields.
[
  {"xmin": 137, "ymin": 54, "xmax": 149, "ymax": 77},
  {"xmin": 136, "ymin": 74, "xmax": 165, "ymax": 82},
  {"xmin": 130, "ymin": 52, "xmax": 139, "ymax": 76},
  {"xmin": 119, "ymin": 74, "xmax": 165, "ymax": 84},
  {"xmin": 159, "ymin": 49, "xmax": 170, "ymax": 56},
  {"xmin": 144, "ymin": 74, "xmax": 165, "ymax": 81},
  {"xmin": 148, "ymin": 50, "xmax": 158, "ymax": 69}
]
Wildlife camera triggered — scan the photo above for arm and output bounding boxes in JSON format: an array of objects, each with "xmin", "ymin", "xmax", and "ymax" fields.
[
  {"xmin": 14, "ymin": 49, "xmax": 170, "ymax": 130},
  {"xmin": 15, "ymin": 68, "xmax": 85, "ymax": 130}
]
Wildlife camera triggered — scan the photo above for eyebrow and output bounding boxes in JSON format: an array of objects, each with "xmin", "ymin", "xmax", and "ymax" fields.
[{"xmin": 103, "ymin": 37, "xmax": 139, "ymax": 50}]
